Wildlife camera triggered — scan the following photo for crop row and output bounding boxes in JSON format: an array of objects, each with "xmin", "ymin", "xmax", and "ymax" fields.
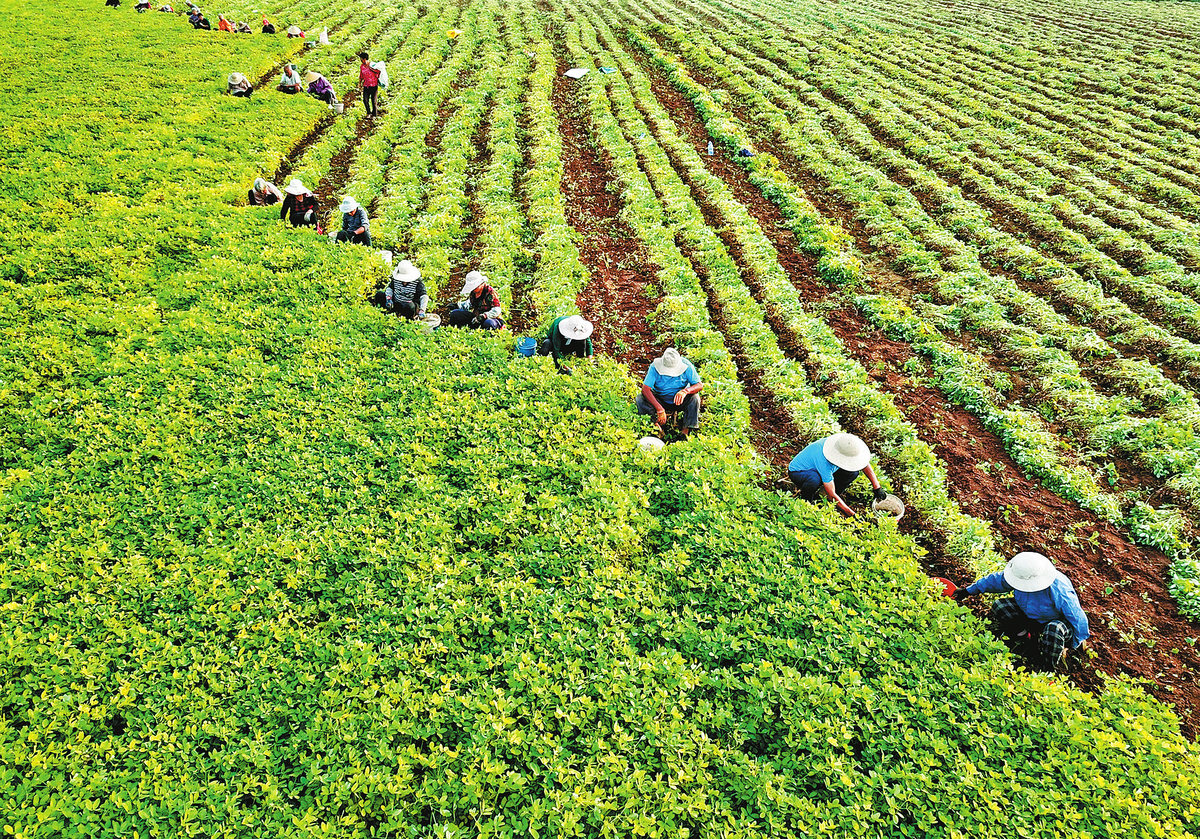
[
  {"xmin": 561, "ymin": 4, "xmax": 1020, "ymax": 569},
  {"xmin": 611, "ymin": 4, "xmax": 1198, "ymax": 605},
  {"xmin": 643, "ymin": 7, "xmax": 1200, "ymax": 520}
]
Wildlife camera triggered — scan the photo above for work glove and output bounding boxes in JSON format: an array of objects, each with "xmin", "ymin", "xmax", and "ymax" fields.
[
  {"xmin": 953, "ymin": 586, "xmax": 971, "ymax": 603},
  {"xmin": 873, "ymin": 487, "xmax": 888, "ymax": 502}
]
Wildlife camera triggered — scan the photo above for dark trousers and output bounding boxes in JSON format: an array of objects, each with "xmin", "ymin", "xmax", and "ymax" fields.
[
  {"xmin": 311, "ymin": 90, "xmax": 336, "ymax": 105},
  {"xmin": 335, "ymin": 230, "xmax": 371, "ymax": 246},
  {"xmin": 636, "ymin": 392, "xmax": 701, "ymax": 429},
  {"xmin": 990, "ymin": 598, "xmax": 1073, "ymax": 671},
  {"xmin": 447, "ymin": 309, "xmax": 502, "ymax": 329},
  {"xmin": 362, "ymin": 85, "xmax": 378, "ymax": 115},
  {"xmin": 372, "ymin": 291, "xmax": 418, "ymax": 319},
  {"xmin": 789, "ymin": 468, "xmax": 860, "ymax": 502},
  {"xmin": 276, "ymin": 84, "xmax": 300, "ymax": 94},
  {"xmin": 538, "ymin": 340, "xmax": 589, "ymax": 360},
  {"xmin": 230, "ymin": 90, "xmax": 251, "ymax": 98}
]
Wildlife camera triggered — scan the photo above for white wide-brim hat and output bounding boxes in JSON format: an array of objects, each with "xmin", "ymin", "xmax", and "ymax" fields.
[
  {"xmin": 1004, "ymin": 552, "xmax": 1056, "ymax": 592},
  {"xmin": 822, "ymin": 433, "xmax": 871, "ymax": 472},
  {"xmin": 391, "ymin": 259, "xmax": 421, "ymax": 282},
  {"xmin": 228, "ymin": 72, "xmax": 246, "ymax": 85},
  {"xmin": 283, "ymin": 178, "xmax": 309, "ymax": 195},
  {"xmin": 339, "ymin": 196, "xmax": 358, "ymax": 213},
  {"xmin": 558, "ymin": 315, "xmax": 593, "ymax": 341},
  {"xmin": 303, "ymin": 71, "xmax": 321, "ymax": 84},
  {"xmin": 253, "ymin": 177, "xmax": 267, "ymax": 191},
  {"xmin": 461, "ymin": 270, "xmax": 487, "ymax": 296},
  {"xmin": 652, "ymin": 348, "xmax": 686, "ymax": 377},
  {"xmin": 287, "ymin": 25, "xmax": 302, "ymax": 35}
]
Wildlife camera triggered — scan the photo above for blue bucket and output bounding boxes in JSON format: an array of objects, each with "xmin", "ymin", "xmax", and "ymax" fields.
[{"xmin": 516, "ymin": 337, "xmax": 537, "ymax": 357}]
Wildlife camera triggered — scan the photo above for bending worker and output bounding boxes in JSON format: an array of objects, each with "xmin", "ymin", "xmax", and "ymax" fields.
[
  {"xmin": 788, "ymin": 433, "xmax": 886, "ymax": 516},
  {"xmin": 375, "ymin": 259, "xmax": 428, "ymax": 320},
  {"xmin": 335, "ymin": 196, "xmax": 370, "ymax": 246},
  {"xmin": 636, "ymin": 348, "xmax": 703, "ymax": 439},
  {"xmin": 539, "ymin": 314, "xmax": 593, "ymax": 373},
  {"xmin": 955, "ymin": 552, "xmax": 1090, "ymax": 672}
]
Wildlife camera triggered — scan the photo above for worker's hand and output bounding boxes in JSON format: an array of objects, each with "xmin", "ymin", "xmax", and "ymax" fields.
[
  {"xmin": 673, "ymin": 390, "xmax": 687, "ymax": 406},
  {"xmin": 472, "ymin": 314, "xmax": 484, "ymax": 325},
  {"xmin": 559, "ymin": 365, "xmax": 572, "ymax": 375},
  {"xmin": 873, "ymin": 487, "xmax": 888, "ymax": 502},
  {"xmin": 953, "ymin": 587, "xmax": 972, "ymax": 603},
  {"xmin": 655, "ymin": 409, "xmax": 667, "ymax": 425}
]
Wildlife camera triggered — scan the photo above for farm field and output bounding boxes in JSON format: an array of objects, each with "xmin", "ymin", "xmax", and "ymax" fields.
[{"xmin": 3, "ymin": 0, "xmax": 1200, "ymax": 835}]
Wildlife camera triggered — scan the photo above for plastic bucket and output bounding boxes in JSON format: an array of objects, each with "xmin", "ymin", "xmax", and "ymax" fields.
[
  {"xmin": 935, "ymin": 577, "xmax": 957, "ymax": 597},
  {"xmin": 332, "ymin": 102, "xmax": 344, "ymax": 113},
  {"xmin": 516, "ymin": 337, "xmax": 537, "ymax": 357}
]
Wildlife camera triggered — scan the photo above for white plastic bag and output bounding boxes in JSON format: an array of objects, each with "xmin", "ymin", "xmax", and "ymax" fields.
[
  {"xmin": 318, "ymin": 26, "xmax": 329, "ymax": 44},
  {"xmin": 563, "ymin": 67, "xmax": 589, "ymax": 79},
  {"xmin": 372, "ymin": 61, "xmax": 389, "ymax": 89}
]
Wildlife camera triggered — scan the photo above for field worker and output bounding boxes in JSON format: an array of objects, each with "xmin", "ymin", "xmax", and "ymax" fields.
[
  {"xmin": 447, "ymin": 271, "xmax": 503, "ymax": 329},
  {"xmin": 538, "ymin": 314, "xmax": 593, "ymax": 374},
  {"xmin": 335, "ymin": 197, "xmax": 371, "ymax": 246},
  {"xmin": 279, "ymin": 179, "xmax": 318, "ymax": 228},
  {"xmin": 375, "ymin": 260, "xmax": 429, "ymax": 320},
  {"xmin": 277, "ymin": 64, "xmax": 302, "ymax": 94},
  {"xmin": 261, "ymin": 15, "xmax": 276, "ymax": 33},
  {"xmin": 158, "ymin": 4, "xmax": 174, "ymax": 11},
  {"xmin": 105, "ymin": 0, "xmax": 121, "ymax": 8},
  {"xmin": 226, "ymin": 73, "xmax": 252, "ymax": 98},
  {"xmin": 358, "ymin": 52, "xmax": 381, "ymax": 117},
  {"xmin": 135, "ymin": 0, "xmax": 151, "ymax": 12},
  {"xmin": 304, "ymin": 70, "xmax": 337, "ymax": 105},
  {"xmin": 636, "ymin": 348, "xmax": 703, "ymax": 439},
  {"xmin": 191, "ymin": 11, "xmax": 212, "ymax": 29},
  {"xmin": 217, "ymin": 14, "xmax": 233, "ymax": 31},
  {"xmin": 788, "ymin": 433, "xmax": 886, "ymax": 517},
  {"xmin": 248, "ymin": 177, "xmax": 283, "ymax": 206},
  {"xmin": 956, "ymin": 552, "xmax": 1090, "ymax": 671},
  {"xmin": 235, "ymin": 20, "xmax": 253, "ymax": 33},
  {"xmin": 286, "ymin": 24, "xmax": 304, "ymax": 38}
]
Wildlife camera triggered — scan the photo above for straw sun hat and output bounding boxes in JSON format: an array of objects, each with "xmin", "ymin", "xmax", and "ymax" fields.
[
  {"xmin": 822, "ymin": 433, "xmax": 871, "ymax": 472},
  {"xmin": 303, "ymin": 70, "xmax": 322, "ymax": 84},
  {"xmin": 391, "ymin": 260, "xmax": 421, "ymax": 283},
  {"xmin": 651, "ymin": 348, "xmax": 687, "ymax": 377},
  {"xmin": 1003, "ymin": 552, "xmax": 1057, "ymax": 592},
  {"xmin": 558, "ymin": 315, "xmax": 593, "ymax": 341},
  {"xmin": 461, "ymin": 270, "xmax": 488, "ymax": 296}
]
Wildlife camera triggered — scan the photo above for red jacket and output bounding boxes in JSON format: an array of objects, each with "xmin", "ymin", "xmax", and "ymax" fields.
[{"xmin": 359, "ymin": 62, "xmax": 381, "ymax": 87}]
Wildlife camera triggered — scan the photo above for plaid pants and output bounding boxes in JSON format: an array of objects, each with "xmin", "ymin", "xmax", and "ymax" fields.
[{"xmin": 989, "ymin": 597, "xmax": 1073, "ymax": 671}]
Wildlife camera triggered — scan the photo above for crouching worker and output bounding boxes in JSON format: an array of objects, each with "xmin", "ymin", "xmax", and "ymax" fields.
[
  {"xmin": 248, "ymin": 177, "xmax": 282, "ymax": 206},
  {"xmin": 636, "ymin": 348, "xmax": 703, "ymax": 439},
  {"xmin": 788, "ymin": 433, "xmax": 885, "ymax": 517},
  {"xmin": 277, "ymin": 64, "xmax": 302, "ymax": 94},
  {"xmin": 335, "ymin": 196, "xmax": 370, "ymax": 246},
  {"xmin": 280, "ymin": 179, "xmax": 318, "ymax": 227},
  {"xmin": 955, "ymin": 552, "xmax": 1090, "ymax": 672},
  {"xmin": 374, "ymin": 260, "xmax": 428, "ymax": 319},
  {"xmin": 447, "ymin": 271, "xmax": 503, "ymax": 329},
  {"xmin": 538, "ymin": 314, "xmax": 593, "ymax": 374},
  {"xmin": 226, "ymin": 72, "xmax": 252, "ymax": 98},
  {"xmin": 304, "ymin": 71, "xmax": 337, "ymax": 105}
]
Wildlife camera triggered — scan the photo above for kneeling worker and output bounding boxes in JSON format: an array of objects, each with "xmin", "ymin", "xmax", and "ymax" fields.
[
  {"xmin": 636, "ymin": 348, "xmax": 703, "ymax": 439},
  {"xmin": 375, "ymin": 259, "xmax": 428, "ymax": 320},
  {"xmin": 788, "ymin": 433, "xmax": 886, "ymax": 517},
  {"xmin": 539, "ymin": 314, "xmax": 593, "ymax": 373},
  {"xmin": 955, "ymin": 552, "xmax": 1090, "ymax": 671}
]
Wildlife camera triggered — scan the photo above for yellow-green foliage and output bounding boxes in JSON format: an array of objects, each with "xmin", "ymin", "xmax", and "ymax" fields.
[{"xmin": 0, "ymin": 1, "xmax": 1198, "ymax": 837}]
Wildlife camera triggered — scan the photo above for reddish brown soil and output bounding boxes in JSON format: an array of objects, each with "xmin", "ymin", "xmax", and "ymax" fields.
[
  {"xmin": 546, "ymin": 58, "xmax": 663, "ymax": 376},
  {"xmin": 636, "ymin": 45, "xmax": 1200, "ymax": 738}
]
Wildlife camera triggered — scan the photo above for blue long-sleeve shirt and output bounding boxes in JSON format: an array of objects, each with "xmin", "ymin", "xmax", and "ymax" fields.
[{"xmin": 966, "ymin": 571, "xmax": 1090, "ymax": 647}]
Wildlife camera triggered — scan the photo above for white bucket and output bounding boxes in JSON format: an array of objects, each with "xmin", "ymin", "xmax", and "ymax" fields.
[{"xmin": 332, "ymin": 102, "xmax": 344, "ymax": 114}]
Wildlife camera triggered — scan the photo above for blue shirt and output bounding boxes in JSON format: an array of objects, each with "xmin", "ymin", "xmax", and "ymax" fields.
[
  {"xmin": 788, "ymin": 438, "xmax": 838, "ymax": 484},
  {"xmin": 643, "ymin": 361, "xmax": 700, "ymax": 400},
  {"xmin": 966, "ymin": 571, "xmax": 1090, "ymax": 647}
]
